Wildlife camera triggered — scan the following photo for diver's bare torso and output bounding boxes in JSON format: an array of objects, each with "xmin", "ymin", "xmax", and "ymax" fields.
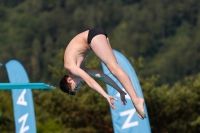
[{"xmin": 64, "ymin": 30, "xmax": 91, "ymax": 69}]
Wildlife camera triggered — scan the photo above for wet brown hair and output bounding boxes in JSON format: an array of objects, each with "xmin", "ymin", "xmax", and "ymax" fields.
[{"xmin": 59, "ymin": 75, "xmax": 75, "ymax": 95}]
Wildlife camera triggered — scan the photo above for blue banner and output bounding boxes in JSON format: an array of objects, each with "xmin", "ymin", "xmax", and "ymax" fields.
[
  {"xmin": 5, "ymin": 60, "xmax": 36, "ymax": 133},
  {"xmin": 101, "ymin": 50, "xmax": 151, "ymax": 133}
]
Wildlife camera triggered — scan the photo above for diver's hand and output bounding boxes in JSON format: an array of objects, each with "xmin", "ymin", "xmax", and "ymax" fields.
[
  {"xmin": 105, "ymin": 95, "xmax": 118, "ymax": 110},
  {"xmin": 119, "ymin": 90, "xmax": 127, "ymax": 105}
]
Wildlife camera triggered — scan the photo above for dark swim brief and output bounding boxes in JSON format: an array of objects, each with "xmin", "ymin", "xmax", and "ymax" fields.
[{"xmin": 87, "ymin": 28, "xmax": 108, "ymax": 44}]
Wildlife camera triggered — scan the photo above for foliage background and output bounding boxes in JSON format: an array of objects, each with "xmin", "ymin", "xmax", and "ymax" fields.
[{"xmin": 0, "ymin": 0, "xmax": 200, "ymax": 132}]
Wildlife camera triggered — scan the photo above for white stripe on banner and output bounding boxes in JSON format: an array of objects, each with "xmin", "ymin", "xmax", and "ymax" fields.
[
  {"xmin": 101, "ymin": 50, "xmax": 151, "ymax": 133},
  {"xmin": 5, "ymin": 60, "xmax": 36, "ymax": 133}
]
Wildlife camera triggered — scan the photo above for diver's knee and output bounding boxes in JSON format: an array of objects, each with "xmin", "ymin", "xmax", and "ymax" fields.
[{"xmin": 107, "ymin": 64, "xmax": 121, "ymax": 75}]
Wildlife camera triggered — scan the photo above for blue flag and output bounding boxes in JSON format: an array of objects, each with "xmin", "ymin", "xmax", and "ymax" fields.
[
  {"xmin": 5, "ymin": 60, "xmax": 36, "ymax": 133},
  {"xmin": 101, "ymin": 50, "xmax": 151, "ymax": 133}
]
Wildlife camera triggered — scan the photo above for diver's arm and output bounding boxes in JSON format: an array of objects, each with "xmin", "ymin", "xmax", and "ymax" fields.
[
  {"xmin": 84, "ymin": 68, "xmax": 125, "ymax": 93},
  {"xmin": 84, "ymin": 68, "xmax": 127, "ymax": 105},
  {"xmin": 66, "ymin": 65, "xmax": 118, "ymax": 109}
]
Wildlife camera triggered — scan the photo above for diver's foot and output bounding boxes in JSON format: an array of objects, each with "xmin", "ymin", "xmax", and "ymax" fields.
[{"xmin": 134, "ymin": 97, "xmax": 146, "ymax": 119}]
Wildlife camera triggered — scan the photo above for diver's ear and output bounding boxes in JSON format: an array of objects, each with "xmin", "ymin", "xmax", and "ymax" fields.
[{"xmin": 67, "ymin": 76, "xmax": 72, "ymax": 83}]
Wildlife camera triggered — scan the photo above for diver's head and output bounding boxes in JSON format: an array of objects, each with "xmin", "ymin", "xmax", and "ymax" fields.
[{"xmin": 59, "ymin": 74, "xmax": 83, "ymax": 95}]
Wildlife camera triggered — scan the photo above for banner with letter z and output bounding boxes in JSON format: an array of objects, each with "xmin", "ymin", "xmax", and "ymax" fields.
[{"xmin": 101, "ymin": 50, "xmax": 151, "ymax": 133}]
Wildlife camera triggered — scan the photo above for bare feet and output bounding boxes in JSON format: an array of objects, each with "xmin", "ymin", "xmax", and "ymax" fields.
[{"xmin": 134, "ymin": 97, "xmax": 146, "ymax": 119}]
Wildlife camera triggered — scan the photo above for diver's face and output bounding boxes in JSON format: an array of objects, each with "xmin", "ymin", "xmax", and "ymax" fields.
[
  {"xmin": 68, "ymin": 75, "xmax": 83, "ymax": 93},
  {"xmin": 73, "ymin": 80, "xmax": 83, "ymax": 92}
]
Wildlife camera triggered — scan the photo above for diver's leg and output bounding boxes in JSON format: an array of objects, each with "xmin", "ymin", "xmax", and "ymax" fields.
[{"xmin": 90, "ymin": 35, "xmax": 146, "ymax": 118}]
